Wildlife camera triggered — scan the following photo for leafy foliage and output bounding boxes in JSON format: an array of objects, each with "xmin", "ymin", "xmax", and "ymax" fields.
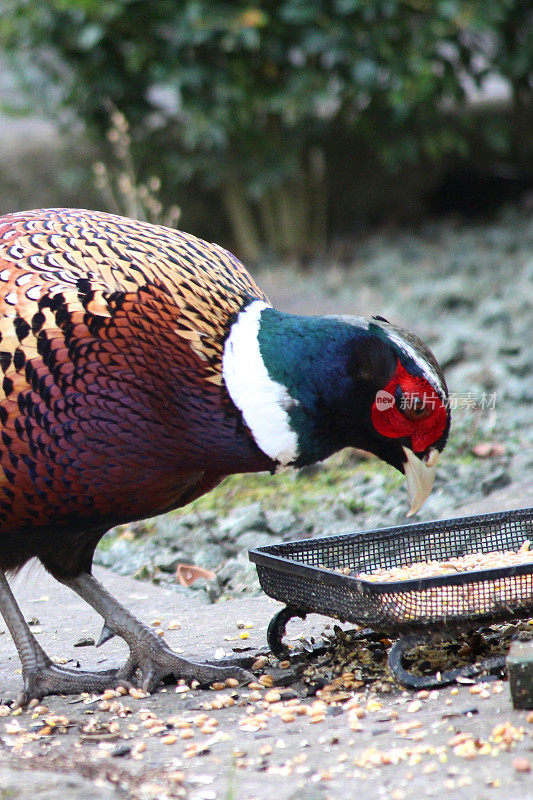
[{"xmin": 1, "ymin": 1, "xmax": 531, "ymax": 255}]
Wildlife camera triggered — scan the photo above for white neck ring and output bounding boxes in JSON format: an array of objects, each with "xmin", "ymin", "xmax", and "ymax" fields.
[{"xmin": 222, "ymin": 301, "xmax": 299, "ymax": 465}]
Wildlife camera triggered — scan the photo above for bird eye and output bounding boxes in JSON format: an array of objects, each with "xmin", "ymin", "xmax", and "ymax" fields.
[{"xmin": 402, "ymin": 395, "xmax": 431, "ymax": 421}]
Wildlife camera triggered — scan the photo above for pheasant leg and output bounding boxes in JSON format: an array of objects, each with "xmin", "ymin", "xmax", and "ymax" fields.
[
  {"xmin": 0, "ymin": 570, "xmax": 119, "ymax": 705},
  {"xmin": 62, "ymin": 572, "xmax": 253, "ymax": 692}
]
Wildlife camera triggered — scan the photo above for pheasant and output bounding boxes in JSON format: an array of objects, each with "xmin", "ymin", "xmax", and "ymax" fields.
[{"xmin": 0, "ymin": 208, "xmax": 450, "ymax": 703}]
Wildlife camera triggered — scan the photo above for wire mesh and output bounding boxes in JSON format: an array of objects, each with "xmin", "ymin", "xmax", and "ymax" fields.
[{"xmin": 249, "ymin": 508, "xmax": 533, "ymax": 632}]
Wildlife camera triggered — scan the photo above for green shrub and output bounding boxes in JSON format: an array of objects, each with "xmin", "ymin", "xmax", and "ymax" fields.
[{"xmin": 2, "ymin": 1, "xmax": 531, "ymax": 258}]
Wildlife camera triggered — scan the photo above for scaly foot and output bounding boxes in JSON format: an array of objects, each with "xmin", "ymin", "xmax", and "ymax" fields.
[
  {"xmin": 117, "ymin": 638, "xmax": 253, "ymax": 693},
  {"xmin": 17, "ymin": 662, "xmax": 121, "ymax": 706},
  {"xmin": 63, "ymin": 572, "xmax": 253, "ymax": 693}
]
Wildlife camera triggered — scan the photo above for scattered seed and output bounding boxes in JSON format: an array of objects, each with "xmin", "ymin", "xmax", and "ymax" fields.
[
  {"xmin": 142, "ymin": 718, "xmax": 160, "ymax": 729},
  {"xmin": 453, "ymin": 739, "xmax": 479, "ymax": 759},
  {"xmin": 169, "ymin": 719, "xmax": 190, "ymax": 729},
  {"xmin": 391, "ymin": 790, "xmax": 406, "ymax": 800},
  {"xmin": 161, "ymin": 734, "xmax": 178, "ymax": 745},
  {"xmin": 200, "ymin": 725, "xmax": 217, "ymax": 735},
  {"xmin": 4, "ymin": 723, "xmax": 21, "ymax": 735},
  {"xmin": 395, "ymin": 720, "xmax": 422, "ymax": 735},
  {"xmin": 280, "ymin": 712, "xmax": 296, "ymax": 723},
  {"xmin": 512, "ymin": 757, "xmax": 531, "ymax": 773},
  {"xmin": 264, "ymin": 690, "xmax": 282, "ymax": 704},
  {"xmin": 131, "ymin": 741, "xmax": 146, "ymax": 758}
]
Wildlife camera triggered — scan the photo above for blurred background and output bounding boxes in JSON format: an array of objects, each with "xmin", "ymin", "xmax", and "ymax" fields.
[
  {"xmin": 0, "ymin": 1, "xmax": 531, "ymax": 588},
  {"xmin": 0, "ymin": 0, "xmax": 531, "ymax": 259}
]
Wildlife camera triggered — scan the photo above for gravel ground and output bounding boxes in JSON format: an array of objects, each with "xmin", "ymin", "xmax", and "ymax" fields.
[{"xmin": 94, "ymin": 210, "xmax": 533, "ymax": 600}]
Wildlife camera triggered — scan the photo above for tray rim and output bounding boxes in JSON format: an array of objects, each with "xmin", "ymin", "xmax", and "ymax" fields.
[{"xmin": 248, "ymin": 505, "xmax": 533, "ymax": 596}]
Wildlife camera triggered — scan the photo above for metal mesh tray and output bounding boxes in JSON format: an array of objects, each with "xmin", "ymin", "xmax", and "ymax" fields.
[{"xmin": 249, "ymin": 507, "xmax": 533, "ymax": 633}]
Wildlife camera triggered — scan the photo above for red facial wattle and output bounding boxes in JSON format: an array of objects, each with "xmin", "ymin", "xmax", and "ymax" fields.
[{"xmin": 371, "ymin": 361, "xmax": 448, "ymax": 454}]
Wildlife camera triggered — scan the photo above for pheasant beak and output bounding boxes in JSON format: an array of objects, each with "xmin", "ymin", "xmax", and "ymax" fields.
[{"xmin": 403, "ymin": 446, "xmax": 440, "ymax": 517}]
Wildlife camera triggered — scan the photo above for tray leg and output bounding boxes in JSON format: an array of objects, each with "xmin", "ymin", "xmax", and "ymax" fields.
[
  {"xmin": 389, "ymin": 634, "xmax": 507, "ymax": 689},
  {"xmin": 267, "ymin": 605, "xmax": 308, "ymax": 659}
]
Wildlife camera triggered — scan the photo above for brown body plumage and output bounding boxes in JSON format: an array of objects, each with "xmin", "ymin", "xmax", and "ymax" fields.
[
  {"xmin": 0, "ymin": 208, "xmax": 272, "ymax": 578},
  {"xmin": 0, "ymin": 208, "xmax": 450, "ymax": 703}
]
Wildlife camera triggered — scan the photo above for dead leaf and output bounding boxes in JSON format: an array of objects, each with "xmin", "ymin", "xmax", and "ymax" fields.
[
  {"xmin": 472, "ymin": 441, "xmax": 505, "ymax": 458},
  {"xmin": 176, "ymin": 563, "xmax": 216, "ymax": 587}
]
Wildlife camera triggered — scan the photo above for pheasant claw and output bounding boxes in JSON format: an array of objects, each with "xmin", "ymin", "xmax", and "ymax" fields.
[{"xmin": 96, "ymin": 622, "xmax": 116, "ymax": 647}]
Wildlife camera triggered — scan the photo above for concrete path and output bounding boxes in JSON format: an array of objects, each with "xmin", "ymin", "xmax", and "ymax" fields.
[{"xmin": 0, "ymin": 480, "xmax": 531, "ymax": 800}]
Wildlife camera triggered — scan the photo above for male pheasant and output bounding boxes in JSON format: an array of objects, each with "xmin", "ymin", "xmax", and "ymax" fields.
[{"xmin": 0, "ymin": 208, "xmax": 450, "ymax": 703}]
